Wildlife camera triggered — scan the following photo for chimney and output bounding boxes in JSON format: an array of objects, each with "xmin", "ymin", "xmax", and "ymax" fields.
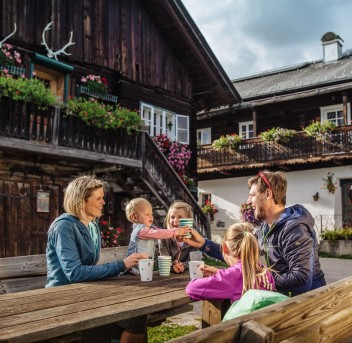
[{"xmin": 321, "ymin": 32, "xmax": 343, "ymax": 63}]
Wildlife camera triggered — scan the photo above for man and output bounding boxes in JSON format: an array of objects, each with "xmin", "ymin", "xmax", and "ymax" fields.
[{"xmin": 186, "ymin": 170, "xmax": 326, "ymax": 296}]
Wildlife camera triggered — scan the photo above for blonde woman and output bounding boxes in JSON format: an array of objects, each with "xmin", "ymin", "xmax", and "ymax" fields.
[
  {"xmin": 160, "ymin": 200, "xmax": 201, "ymax": 273},
  {"xmin": 186, "ymin": 223, "xmax": 275, "ymax": 303},
  {"xmin": 46, "ymin": 175, "xmax": 148, "ymax": 343}
]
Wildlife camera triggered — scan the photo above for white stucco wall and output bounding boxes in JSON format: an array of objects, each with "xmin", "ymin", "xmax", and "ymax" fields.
[{"xmin": 198, "ymin": 165, "xmax": 352, "ymax": 243}]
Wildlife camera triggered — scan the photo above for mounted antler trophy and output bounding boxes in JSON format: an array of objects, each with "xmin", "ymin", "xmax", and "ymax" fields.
[
  {"xmin": 41, "ymin": 22, "xmax": 75, "ymax": 60},
  {"xmin": 0, "ymin": 23, "xmax": 17, "ymax": 48}
]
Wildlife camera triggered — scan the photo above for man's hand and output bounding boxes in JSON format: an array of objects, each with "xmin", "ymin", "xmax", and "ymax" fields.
[{"xmin": 183, "ymin": 229, "xmax": 206, "ymax": 248}]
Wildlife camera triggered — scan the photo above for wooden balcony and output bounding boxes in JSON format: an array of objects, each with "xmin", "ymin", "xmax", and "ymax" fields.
[
  {"xmin": 0, "ymin": 96, "xmax": 142, "ymax": 167},
  {"xmin": 197, "ymin": 127, "xmax": 352, "ymax": 177}
]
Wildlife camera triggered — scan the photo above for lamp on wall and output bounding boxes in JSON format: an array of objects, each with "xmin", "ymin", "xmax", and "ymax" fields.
[
  {"xmin": 36, "ymin": 185, "xmax": 50, "ymax": 212},
  {"xmin": 166, "ymin": 120, "xmax": 173, "ymax": 131},
  {"xmin": 313, "ymin": 192, "xmax": 319, "ymax": 201}
]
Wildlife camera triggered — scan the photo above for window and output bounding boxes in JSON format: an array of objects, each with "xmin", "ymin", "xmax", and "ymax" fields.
[
  {"xmin": 140, "ymin": 102, "xmax": 189, "ymax": 143},
  {"xmin": 34, "ymin": 65, "xmax": 64, "ymax": 103},
  {"xmin": 320, "ymin": 104, "xmax": 351, "ymax": 126},
  {"xmin": 31, "ymin": 53, "xmax": 73, "ymax": 103},
  {"xmin": 239, "ymin": 121, "xmax": 254, "ymax": 139},
  {"xmin": 197, "ymin": 128, "xmax": 211, "ymax": 145}
]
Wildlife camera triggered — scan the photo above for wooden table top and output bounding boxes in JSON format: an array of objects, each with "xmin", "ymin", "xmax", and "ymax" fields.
[{"xmin": 0, "ymin": 272, "xmax": 191, "ymax": 343}]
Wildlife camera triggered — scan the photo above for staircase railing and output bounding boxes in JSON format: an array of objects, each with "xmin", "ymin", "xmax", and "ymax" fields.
[{"xmin": 142, "ymin": 132, "xmax": 211, "ymax": 238}]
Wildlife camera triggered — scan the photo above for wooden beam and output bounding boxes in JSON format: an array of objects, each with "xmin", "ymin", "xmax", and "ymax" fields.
[
  {"xmin": 0, "ymin": 137, "xmax": 142, "ymax": 168},
  {"xmin": 240, "ymin": 320, "xmax": 275, "ymax": 343}
]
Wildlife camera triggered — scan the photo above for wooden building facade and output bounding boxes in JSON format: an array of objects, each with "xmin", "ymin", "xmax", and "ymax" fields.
[{"xmin": 0, "ymin": 0, "xmax": 240, "ymax": 257}]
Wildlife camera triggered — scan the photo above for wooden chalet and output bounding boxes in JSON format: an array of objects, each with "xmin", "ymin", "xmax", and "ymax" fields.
[
  {"xmin": 0, "ymin": 0, "xmax": 241, "ymax": 257},
  {"xmin": 196, "ymin": 32, "xmax": 352, "ymax": 238}
]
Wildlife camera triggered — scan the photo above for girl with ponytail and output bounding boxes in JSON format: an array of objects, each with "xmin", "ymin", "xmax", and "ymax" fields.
[{"xmin": 186, "ymin": 222, "xmax": 275, "ymax": 303}]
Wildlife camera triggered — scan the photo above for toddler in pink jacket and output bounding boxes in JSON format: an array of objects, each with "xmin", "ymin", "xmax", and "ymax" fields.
[{"xmin": 186, "ymin": 222, "xmax": 275, "ymax": 303}]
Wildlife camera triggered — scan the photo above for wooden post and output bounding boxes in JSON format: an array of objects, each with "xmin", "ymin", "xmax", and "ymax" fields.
[
  {"xmin": 201, "ymin": 299, "xmax": 231, "ymax": 328},
  {"xmin": 240, "ymin": 320, "xmax": 275, "ymax": 343}
]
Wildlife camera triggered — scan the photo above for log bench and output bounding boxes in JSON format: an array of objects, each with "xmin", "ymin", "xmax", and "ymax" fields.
[
  {"xmin": 170, "ymin": 275, "xmax": 352, "ymax": 343},
  {"xmin": 0, "ymin": 247, "xmax": 192, "ymax": 329}
]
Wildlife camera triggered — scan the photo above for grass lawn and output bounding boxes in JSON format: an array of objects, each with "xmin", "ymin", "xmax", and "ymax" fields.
[{"xmin": 148, "ymin": 324, "xmax": 198, "ymax": 343}]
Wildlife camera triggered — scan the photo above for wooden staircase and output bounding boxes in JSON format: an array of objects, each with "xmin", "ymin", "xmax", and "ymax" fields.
[{"xmin": 118, "ymin": 132, "xmax": 211, "ymax": 237}]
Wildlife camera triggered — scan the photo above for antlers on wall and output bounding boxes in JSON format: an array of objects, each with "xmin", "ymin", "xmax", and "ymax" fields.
[
  {"xmin": 41, "ymin": 22, "xmax": 75, "ymax": 60},
  {"xmin": 0, "ymin": 23, "xmax": 17, "ymax": 49}
]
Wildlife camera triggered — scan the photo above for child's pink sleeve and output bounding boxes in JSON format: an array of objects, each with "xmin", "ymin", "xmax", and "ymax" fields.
[{"xmin": 138, "ymin": 227, "xmax": 177, "ymax": 239}]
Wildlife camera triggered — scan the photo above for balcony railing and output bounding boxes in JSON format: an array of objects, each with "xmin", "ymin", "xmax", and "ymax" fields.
[
  {"xmin": 198, "ymin": 127, "xmax": 352, "ymax": 171},
  {"xmin": 0, "ymin": 96, "xmax": 141, "ymax": 160}
]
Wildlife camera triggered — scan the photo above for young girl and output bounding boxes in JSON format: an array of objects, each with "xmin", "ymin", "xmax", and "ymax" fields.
[
  {"xmin": 124, "ymin": 198, "xmax": 190, "ymax": 274},
  {"xmin": 186, "ymin": 222, "xmax": 275, "ymax": 303},
  {"xmin": 160, "ymin": 201, "xmax": 201, "ymax": 274}
]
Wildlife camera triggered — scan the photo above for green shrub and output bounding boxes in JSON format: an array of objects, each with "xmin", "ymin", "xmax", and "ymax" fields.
[
  {"xmin": 66, "ymin": 97, "xmax": 143, "ymax": 133},
  {"xmin": 321, "ymin": 228, "xmax": 352, "ymax": 241},
  {"xmin": 212, "ymin": 134, "xmax": 242, "ymax": 151},
  {"xmin": 0, "ymin": 75, "xmax": 58, "ymax": 109},
  {"xmin": 260, "ymin": 127, "xmax": 296, "ymax": 144},
  {"xmin": 303, "ymin": 120, "xmax": 336, "ymax": 142}
]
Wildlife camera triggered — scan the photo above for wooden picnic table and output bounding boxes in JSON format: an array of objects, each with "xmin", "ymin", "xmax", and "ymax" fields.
[{"xmin": 0, "ymin": 272, "xmax": 192, "ymax": 343}]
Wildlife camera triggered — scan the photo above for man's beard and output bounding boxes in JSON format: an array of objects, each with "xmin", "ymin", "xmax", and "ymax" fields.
[{"xmin": 254, "ymin": 206, "xmax": 266, "ymax": 221}]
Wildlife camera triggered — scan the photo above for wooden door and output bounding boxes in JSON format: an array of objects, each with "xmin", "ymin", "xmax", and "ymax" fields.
[
  {"xmin": 0, "ymin": 181, "xmax": 30, "ymax": 257},
  {"xmin": 340, "ymin": 179, "xmax": 352, "ymax": 227},
  {"xmin": 0, "ymin": 181, "xmax": 60, "ymax": 257}
]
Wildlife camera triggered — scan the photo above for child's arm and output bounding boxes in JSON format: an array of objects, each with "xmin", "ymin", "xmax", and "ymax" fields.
[
  {"xmin": 138, "ymin": 226, "xmax": 189, "ymax": 239},
  {"xmin": 185, "ymin": 265, "xmax": 242, "ymax": 302}
]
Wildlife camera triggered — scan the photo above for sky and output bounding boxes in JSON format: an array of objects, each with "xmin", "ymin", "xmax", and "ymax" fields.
[{"xmin": 182, "ymin": 0, "xmax": 352, "ymax": 80}]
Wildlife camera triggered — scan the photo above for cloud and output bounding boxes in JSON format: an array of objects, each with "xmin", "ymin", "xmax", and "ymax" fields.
[{"xmin": 182, "ymin": 0, "xmax": 352, "ymax": 79}]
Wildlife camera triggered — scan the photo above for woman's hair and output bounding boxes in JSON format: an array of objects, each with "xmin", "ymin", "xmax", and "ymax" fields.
[
  {"xmin": 63, "ymin": 174, "xmax": 109, "ymax": 218},
  {"xmin": 222, "ymin": 222, "xmax": 270, "ymax": 294},
  {"xmin": 125, "ymin": 197, "xmax": 152, "ymax": 223},
  {"xmin": 248, "ymin": 170, "xmax": 287, "ymax": 206},
  {"xmin": 164, "ymin": 200, "xmax": 194, "ymax": 228}
]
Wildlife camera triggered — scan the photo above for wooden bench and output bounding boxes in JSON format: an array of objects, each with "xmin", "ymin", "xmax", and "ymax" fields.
[
  {"xmin": 0, "ymin": 247, "xmax": 129, "ymax": 294},
  {"xmin": 170, "ymin": 275, "xmax": 352, "ymax": 343},
  {"xmin": 0, "ymin": 247, "xmax": 192, "ymax": 328}
]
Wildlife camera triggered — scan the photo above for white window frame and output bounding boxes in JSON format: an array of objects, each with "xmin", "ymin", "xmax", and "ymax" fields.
[
  {"xmin": 320, "ymin": 103, "xmax": 351, "ymax": 126},
  {"xmin": 140, "ymin": 102, "xmax": 190, "ymax": 144},
  {"xmin": 239, "ymin": 120, "xmax": 254, "ymax": 139},
  {"xmin": 197, "ymin": 128, "xmax": 211, "ymax": 145}
]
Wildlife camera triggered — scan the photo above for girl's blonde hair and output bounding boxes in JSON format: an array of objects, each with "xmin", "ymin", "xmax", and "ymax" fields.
[
  {"xmin": 125, "ymin": 197, "xmax": 152, "ymax": 223},
  {"xmin": 164, "ymin": 200, "xmax": 194, "ymax": 228},
  {"xmin": 63, "ymin": 174, "xmax": 109, "ymax": 219},
  {"xmin": 223, "ymin": 222, "xmax": 269, "ymax": 294}
]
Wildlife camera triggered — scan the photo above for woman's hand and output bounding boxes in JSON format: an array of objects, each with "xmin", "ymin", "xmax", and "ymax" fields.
[
  {"xmin": 183, "ymin": 229, "xmax": 206, "ymax": 248},
  {"xmin": 123, "ymin": 253, "xmax": 148, "ymax": 269},
  {"xmin": 201, "ymin": 264, "xmax": 218, "ymax": 277},
  {"xmin": 172, "ymin": 261, "xmax": 185, "ymax": 273}
]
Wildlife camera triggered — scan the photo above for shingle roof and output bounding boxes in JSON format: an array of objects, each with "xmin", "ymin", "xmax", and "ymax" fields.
[{"xmin": 233, "ymin": 51, "xmax": 352, "ymax": 101}]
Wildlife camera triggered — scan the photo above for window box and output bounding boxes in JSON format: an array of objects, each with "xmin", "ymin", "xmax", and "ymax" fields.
[
  {"xmin": 0, "ymin": 64, "xmax": 26, "ymax": 76},
  {"xmin": 77, "ymin": 85, "xmax": 118, "ymax": 103}
]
